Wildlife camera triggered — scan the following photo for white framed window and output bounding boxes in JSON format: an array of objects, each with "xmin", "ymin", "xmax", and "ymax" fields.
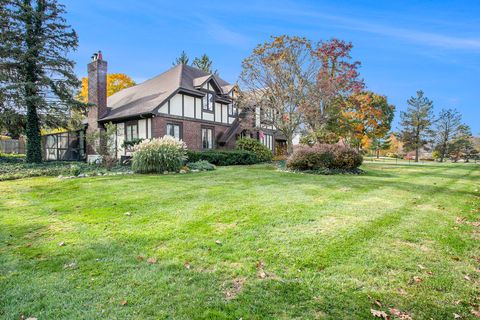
[
  {"xmin": 125, "ymin": 121, "xmax": 138, "ymax": 141},
  {"xmin": 260, "ymin": 133, "xmax": 274, "ymax": 151},
  {"xmin": 202, "ymin": 92, "xmax": 214, "ymax": 112},
  {"xmin": 202, "ymin": 127, "xmax": 214, "ymax": 149},
  {"xmin": 166, "ymin": 123, "xmax": 182, "ymax": 140}
]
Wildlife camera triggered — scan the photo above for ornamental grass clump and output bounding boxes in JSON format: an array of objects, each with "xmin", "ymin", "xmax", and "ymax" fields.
[{"xmin": 132, "ymin": 136, "xmax": 187, "ymax": 173}]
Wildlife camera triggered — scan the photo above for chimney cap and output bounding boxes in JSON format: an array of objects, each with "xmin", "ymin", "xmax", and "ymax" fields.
[{"xmin": 91, "ymin": 51, "xmax": 104, "ymax": 62}]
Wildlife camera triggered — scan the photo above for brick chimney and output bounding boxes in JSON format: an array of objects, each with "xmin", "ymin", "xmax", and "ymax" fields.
[{"xmin": 87, "ymin": 51, "xmax": 107, "ymax": 134}]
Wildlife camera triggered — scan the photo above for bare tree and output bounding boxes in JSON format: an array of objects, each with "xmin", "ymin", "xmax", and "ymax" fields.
[
  {"xmin": 434, "ymin": 108, "xmax": 462, "ymax": 162},
  {"xmin": 238, "ymin": 36, "xmax": 316, "ymax": 154}
]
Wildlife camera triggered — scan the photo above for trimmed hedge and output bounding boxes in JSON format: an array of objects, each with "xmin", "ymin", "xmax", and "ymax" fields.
[
  {"xmin": 186, "ymin": 160, "xmax": 216, "ymax": 171},
  {"xmin": 186, "ymin": 150, "xmax": 259, "ymax": 166},
  {"xmin": 236, "ymin": 137, "xmax": 273, "ymax": 162},
  {"xmin": 287, "ymin": 144, "xmax": 363, "ymax": 171}
]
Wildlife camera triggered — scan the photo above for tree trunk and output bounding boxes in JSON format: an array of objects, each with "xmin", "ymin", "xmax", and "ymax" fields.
[
  {"xmin": 25, "ymin": 102, "xmax": 42, "ymax": 163},
  {"xmin": 287, "ymin": 136, "xmax": 293, "ymax": 155},
  {"xmin": 415, "ymin": 147, "xmax": 419, "ymax": 162},
  {"xmin": 376, "ymin": 149, "xmax": 380, "ymax": 159}
]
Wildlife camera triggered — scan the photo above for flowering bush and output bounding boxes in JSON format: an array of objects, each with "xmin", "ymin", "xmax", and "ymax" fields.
[
  {"xmin": 287, "ymin": 144, "xmax": 362, "ymax": 171},
  {"xmin": 132, "ymin": 136, "xmax": 187, "ymax": 173}
]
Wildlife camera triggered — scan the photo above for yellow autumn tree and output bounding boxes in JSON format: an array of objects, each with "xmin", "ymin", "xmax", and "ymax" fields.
[
  {"xmin": 78, "ymin": 73, "xmax": 136, "ymax": 102},
  {"xmin": 340, "ymin": 91, "xmax": 395, "ymax": 150}
]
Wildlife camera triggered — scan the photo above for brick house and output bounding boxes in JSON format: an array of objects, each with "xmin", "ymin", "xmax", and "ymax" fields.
[{"xmin": 43, "ymin": 52, "xmax": 286, "ymax": 161}]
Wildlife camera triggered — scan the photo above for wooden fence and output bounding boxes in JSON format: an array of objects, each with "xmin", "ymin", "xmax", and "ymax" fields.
[{"xmin": 0, "ymin": 139, "xmax": 25, "ymax": 154}]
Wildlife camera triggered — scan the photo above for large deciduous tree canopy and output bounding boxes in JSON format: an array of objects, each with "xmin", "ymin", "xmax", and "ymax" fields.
[
  {"xmin": 238, "ymin": 35, "xmax": 316, "ymax": 154},
  {"xmin": 433, "ymin": 108, "xmax": 462, "ymax": 162},
  {"xmin": 341, "ymin": 91, "xmax": 395, "ymax": 150},
  {"xmin": 77, "ymin": 73, "xmax": 136, "ymax": 103},
  {"xmin": 0, "ymin": 0, "xmax": 81, "ymax": 162},
  {"xmin": 302, "ymin": 39, "xmax": 364, "ymax": 140}
]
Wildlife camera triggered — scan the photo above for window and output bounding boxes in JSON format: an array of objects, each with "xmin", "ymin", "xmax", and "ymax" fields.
[
  {"xmin": 166, "ymin": 123, "xmax": 182, "ymax": 140},
  {"xmin": 202, "ymin": 127, "xmax": 214, "ymax": 149},
  {"xmin": 228, "ymin": 103, "xmax": 237, "ymax": 116},
  {"xmin": 260, "ymin": 132, "xmax": 274, "ymax": 151},
  {"xmin": 202, "ymin": 92, "xmax": 214, "ymax": 112},
  {"xmin": 125, "ymin": 121, "xmax": 138, "ymax": 141}
]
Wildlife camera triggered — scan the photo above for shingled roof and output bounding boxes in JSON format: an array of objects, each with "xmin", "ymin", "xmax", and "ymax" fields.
[{"xmin": 100, "ymin": 64, "xmax": 233, "ymax": 121}]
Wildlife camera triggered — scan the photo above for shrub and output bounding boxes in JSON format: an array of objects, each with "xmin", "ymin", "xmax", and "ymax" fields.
[
  {"xmin": 186, "ymin": 160, "xmax": 216, "ymax": 171},
  {"xmin": 236, "ymin": 138, "xmax": 273, "ymax": 162},
  {"xmin": 287, "ymin": 144, "xmax": 363, "ymax": 171},
  {"xmin": 69, "ymin": 164, "xmax": 81, "ymax": 176},
  {"xmin": 132, "ymin": 136, "xmax": 187, "ymax": 173},
  {"xmin": 186, "ymin": 150, "xmax": 258, "ymax": 166}
]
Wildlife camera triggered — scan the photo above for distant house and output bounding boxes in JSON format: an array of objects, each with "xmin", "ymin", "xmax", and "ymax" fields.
[{"xmin": 43, "ymin": 52, "xmax": 286, "ymax": 161}]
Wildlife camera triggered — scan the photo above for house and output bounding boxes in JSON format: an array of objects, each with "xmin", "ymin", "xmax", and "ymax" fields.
[{"xmin": 42, "ymin": 52, "xmax": 286, "ymax": 161}]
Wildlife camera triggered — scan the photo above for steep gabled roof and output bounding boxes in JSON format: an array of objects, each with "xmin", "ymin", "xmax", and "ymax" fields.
[{"xmin": 100, "ymin": 64, "xmax": 232, "ymax": 121}]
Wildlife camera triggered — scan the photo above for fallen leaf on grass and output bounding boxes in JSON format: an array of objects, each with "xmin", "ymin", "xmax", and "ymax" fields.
[
  {"xmin": 120, "ymin": 300, "xmax": 128, "ymax": 306},
  {"xmin": 370, "ymin": 309, "xmax": 390, "ymax": 319},
  {"xmin": 215, "ymin": 240, "xmax": 222, "ymax": 245},
  {"xmin": 184, "ymin": 261, "xmax": 191, "ymax": 269},
  {"xmin": 257, "ymin": 270, "xmax": 267, "ymax": 279},
  {"xmin": 389, "ymin": 308, "xmax": 412, "ymax": 320},
  {"xmin": 58, "ymin": 241, "xmax": 65, "ymax": 246},
  {"xmin": 136, "ymin": 255, "xmax": 144, "ymax": 261},
  {"xmin": 398, "ymin": 288, "xmax": 407, "ymax": 296},
  {"xmin": 452, "ymin": 257, "xmax": 460, "ymax": 261},
  {"xmin": 417, "ymin": 264, "xmax": 426, "ymax": 270},
  {"xmin": 124, "ymin": 212, "xmax": 131, "ymax": 216},
  {"xmin": 146, "ymin": 257, "xmax": 157, "ymax": 264},
  {"xmin": 409, "ymin": 276, "xmax": 423, "ymax": 284},
  {"xmin": 453, "ymin": 313, "xmax": 461, "ymax": 319},
  {"xmin": 374, "ymin": 300, "xmax": 382, "ymax": 308},
  {"xmin": 464, "ymin": 275, "xmax": 471, "ymax": 281},
  {"xmin": 471, "ymin": 309, "xmax": 480, "ymax": 317}
]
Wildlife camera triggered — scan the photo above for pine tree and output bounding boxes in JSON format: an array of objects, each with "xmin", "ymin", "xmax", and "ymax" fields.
[
  {"xmin": 192, "ymin": 54, "xmax": 217, "ymax": 74},
  {"xmin": 173, "ymin": 50, "xmax": 189, "ymax": 66},
  {"xmin": 0, "ymin": 0, "xmax": 81, "ymax": 162},
  {"xmin": 434, "ymin": 108, "xmax": 462, "ymax": 162},
  {"xmin": 399, "ymin": 90, "xmax": 435, "ymax": 162},
  {"xmin": 448, "ymin": 125, "xmax": 474, "ymax": 162}
]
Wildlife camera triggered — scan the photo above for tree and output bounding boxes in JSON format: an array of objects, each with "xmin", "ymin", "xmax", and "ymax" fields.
[
  {"xmin": 0, "ymin": 0, "xmax": 81, "ymax": 162},
  {"xmin": 370, "ymin": 134, "xmax": 391, "ymax": 159},
  {"xmin": 448, "ymin": 125, "xmax": 474, "ymax": 162},
  {"xmin": 302, "ymin": 39, "xmax": 364, "ymax": 141},
  {"xmin": 192, "ymin": 54, "xmax": 217, "ymax": 74},
  {"xmin": 399, "ymin": 90, "xmax": 435, "ymax": 162},
  {"xmin": 238, "ymin": 36, "xmax": 315, "ymax": 154},
  {"xmin": 77, "ymin": 73, "xmax": 136, "ymax": 103},
  {"xmin": 385, "ymin": 132, "xmax": 404, "ymax": 157},
  {"xmin": 173, "ymin": 50, "xmax": 189, "ymax": 65},
  {"xmin": 433, "ymin": 108, "xmax": 462, "ymax": 162},
  {"xmin": 340, "ymin": 91, "xmax": 395, "ymax": 150}
]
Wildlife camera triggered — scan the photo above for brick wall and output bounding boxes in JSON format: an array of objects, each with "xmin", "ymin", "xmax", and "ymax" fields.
[{"xmin": 151, "ymin": 116, "xmax": 236, "ymax": 151}]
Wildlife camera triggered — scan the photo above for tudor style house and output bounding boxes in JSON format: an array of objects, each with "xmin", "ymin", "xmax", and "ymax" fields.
[{"xmin": 42, "ymin": 52, "xmax": 286, "ymax": 161}]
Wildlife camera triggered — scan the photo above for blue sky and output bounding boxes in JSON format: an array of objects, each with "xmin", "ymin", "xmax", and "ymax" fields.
[{"xmin": 63, "ymin": 0, "xmax": 480, "ymax": 133}]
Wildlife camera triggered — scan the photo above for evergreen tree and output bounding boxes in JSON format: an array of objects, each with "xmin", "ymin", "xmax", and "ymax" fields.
[
  {"xmin": 172, "ymin": 50, "xmax": 189, "ymax": 65},
  {"xmin": 448, "ymin": 124, "xmax": 474, "ymax": 162},
  {"xmin": 399, "ymin": 90, "xmax": 435, "ymax": 162},
  {"xmin": 0, "ymin": 0, "xmax": 81, "ymax": 163},
  {"xmin": 433, "ymin": 108, "xmax": 462, "ymax": 162},
  {"xmin": 370, "ymin": 134, "xmax": 391, "ymax": 159},
  {"xmin": 192, "ymin": 54, "xmax": 217, "ymax": 74}
]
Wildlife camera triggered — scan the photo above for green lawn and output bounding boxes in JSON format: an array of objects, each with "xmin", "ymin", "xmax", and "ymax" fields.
[{"xmin": 0, "ymin": 163, "xmax": 479, "ymax": 319}]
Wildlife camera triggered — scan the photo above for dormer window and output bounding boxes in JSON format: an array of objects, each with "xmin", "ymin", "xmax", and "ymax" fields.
[
  {"xmin": 203, "ymin": 92, "xmax": 214, "ymax": 112},
  {"xmin": 201, "ymin": 82, "xmax": 215, "ymax": 112}
]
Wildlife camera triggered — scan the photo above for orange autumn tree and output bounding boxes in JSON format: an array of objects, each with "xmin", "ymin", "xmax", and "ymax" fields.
[
  {"xmin": 78, "ymin": 73, "xmax": 136, "ymax": 102},
  {"xmin": 341, "ymin": 91, "xmax": 395, "ymax": 150}
]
